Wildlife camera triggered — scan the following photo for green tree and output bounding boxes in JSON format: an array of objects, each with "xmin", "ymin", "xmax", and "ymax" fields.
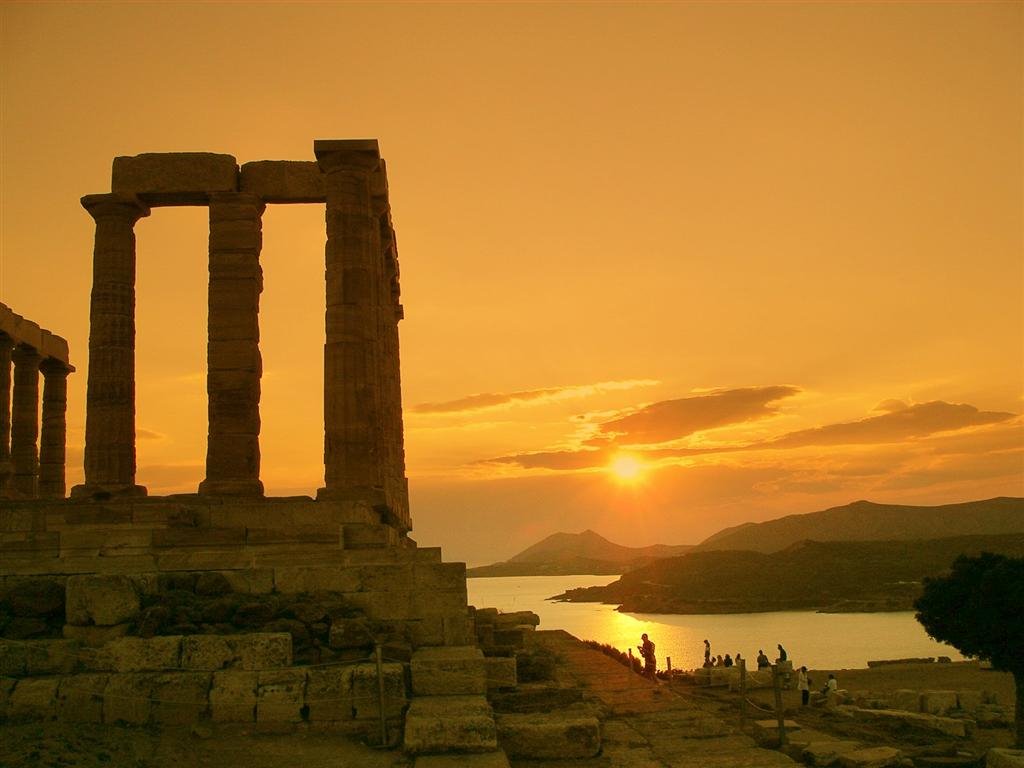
[{"xmin": 914, "ymin": 552, "xmax": 1024, "ymax": 746}]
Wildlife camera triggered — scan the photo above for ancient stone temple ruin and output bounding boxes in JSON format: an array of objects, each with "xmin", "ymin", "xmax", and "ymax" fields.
[{"xmin": 0, "ymin": 141, "xmax": 591, "ymax": 764}]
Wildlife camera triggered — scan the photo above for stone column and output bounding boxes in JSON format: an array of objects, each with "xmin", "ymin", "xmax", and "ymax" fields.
[
  {"xmin": 314, "ymin": 140, "xmax": 385, "ymax": 502},
  {"xmin": 10, "ymin": 345, "xmax": 41, "ymax": 497},
  {"xmin": 199, "ymin": 192, "xmax": 265, "ymax": 496},
  {"xmin": 71, "ymin": 193, "xmax": 150, "ymax": 498},
  {"xmin": 0, "ymin": 334, "xmax": 13, "ymax": 496},
  {"xmin": 39, "ymin": 359, "xmax": 71, "ymax": 498}
]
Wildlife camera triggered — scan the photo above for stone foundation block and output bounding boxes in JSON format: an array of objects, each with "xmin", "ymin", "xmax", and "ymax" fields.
[
  {"xmin": 403, "ymin": 695, "xmax": 497, "ymax": 755},
  {"xmin": 414, "ymin": 753, "xmax": 511, "ymax": 768},
  {"xmin": 63, "ymin": 623, "xmax": 131, "ymax": 647},
  {"xmin": 889, "ymin": 689, "xmax": 920, "ymax": 712},
  {"xmin": 838, "ymin": 747, "xmax": 903, "ymax": 768},
  {"xmin": 494, "ymin": 611, "xmax": 539, "ymax": 629},
  {"xmin": 496, "ymin": 711, "xmax": 601, "ymax": 759},
  {"xmin": 181, "ymin": 635, "xmax": 234, "ymax": 670},
  {"xmin": 57, "ymin": 673, "xmax": 108, "ymax": 723},
  {"xmin": 211, "ymin": 670, "xmax": 257, "ymax": 723},
  {"xmin": 352, "ymin": 662, "xmax": 405, "ymax": 720},
  {"xmin": 485, "ymin": 657, "xmax": 517, "ymax": 691},
  {"xmin": 413, "ymin": 563, "xmax": 466, "ymax": 592},
  {"xmin": 235, "ymin": 633, "xmax": 292, "ymax": 670},
  {"xmin": 412, "ymin": 646, "xmax": 486, "ymax": 696},
  {"xmin": 853, "ymin": 708, "xmax": 969, "ymax": 738},
  {"xmin": 103, "ymin": 673, "xmax": 153, "ymax": 724},
  {"xmin": 444, "ymin": 616, "xmax": 474, "ymax": 646},
  {"xmin": 89, "ymin": 636, "xmax": 182, "ymax": 672},
  {"xmin": 274, "ymin": 565, "xmax": 361, "ymax": 594},
  {"xmin": 920, "ymin": 689, "xmax": 959, "ymax": 715},
  {"xmin": 150, "ymin": 672, "xmax": 211, "ymax": 725},
  {"xmin": 9, "ymin": 677, "xmax": 59, "ymax": 719},
  {"xmin": 306, "ymin": 666, "xmax": 353, "ymax": 722},
  {"xmin": 257, "ymin": 668, "xmax": 307, "ymax": 722},
  {"xmin": 803, "ymin": 741, "xmax": 863, "ymax": 767},
  {"xmin": 65, "ymin": 574, "xmax": 139, "ymax": 626},
  {"xmin": 221, "ymin": 568, "xmax": 274, "ymax": 595},
  {"xmin": 987, "ymin": 749, "xmax": 1024, "ymax": 768},
  {"xmin": 347, "ymin": 590, "xmax": 413, "ymax": 621},
  {"xmin": 0, "ymin": 677, "xmax": 16, "ymax": 718},
  {"xmin": 343, "ymin": 524, "xmax": 397, "ymax": 549},
  {"xmin": 329, "ymin": 617, "xmax": 374, "ymax": 649},
  {"xmin": 0, "ymin": 640, "xmax": 27, "ymax": 676},
  {"xmin": 957, "ymin": 689, "xmax": 983, "ymax": 713}
]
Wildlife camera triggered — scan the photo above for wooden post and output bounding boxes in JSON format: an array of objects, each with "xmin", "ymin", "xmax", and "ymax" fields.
[
  {"xmin": 739, "ymin": 658, "xmax": 747, "ymax": 729},
  {"xmin": 375, "ymin": 643, "xmax": 387, "ymax": 746},
  {"xmin": 772, "ymin": 663, "xmax": 787, "ymax": 745}
]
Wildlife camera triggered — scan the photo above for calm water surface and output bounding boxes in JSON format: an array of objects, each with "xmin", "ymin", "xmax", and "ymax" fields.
[{"xmin": 467, "ymin": 574, "xmax": 964, "ymax": 671}]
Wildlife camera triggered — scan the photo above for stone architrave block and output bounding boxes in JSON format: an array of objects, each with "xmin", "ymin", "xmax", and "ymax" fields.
[
  {"xmin": 103, "ymin": 673, "xmax": 154, "ymax": 725},
  {"xmin": 65, "ymin": 575, "xmax": 139, "ymax": 626},
  {"xmin": 403, "ymin": 695, "xmax": 497, "ymax": 755},
  {"xmin": 239, "ymin": 161, "xmax": 325, "ymax": 203},
  {"xmin": 485, "ymin": 657, "xmax": 517, "ymax": 691},
  {"xmin": 351, "ymin": 662, "xmax": 405, "ymax": 720},
  {"xmin": 9, "ymin": 677, "xmax": 60, "ymax": 720},
  {"xmin": 150, "ymin": 672, "xmax": 211, "ymax": 725},
  {"xmin": 411, "ymin": 646, "xmax": 486, "ymax": 696},
  {"xmin": 57, "ymin": 673, "xmax": 109, "ymax": 723},
  {"xmin": 63, "ymin": 623, "xmax": 131, "ymax": 647},
  {"xmin": 306, "ymin": 666, "xmax": 354, "ymax": 722},
  {"xmin": 837, "ymin": 747, "xmax": 903, "ymax": 768},
  {"xmin": 889, "ymin": 689, "xmax": 921, "ymax": 712},
  {"xmin": 234, "ymin": 633, "xmax": 292, "ymax": 670},
  {"xmin": 496, "ymin": 711, "xmax": 601, "ymax": 759},
  {"xmin": 181, "ymin": 635, "xmax": 235, "ymax": 671},
  {"xmin": 112, "ymin": 152, "xmax": 238, "ymax": 204},
  {"xmin": 920, "ymin": 690, "xmax": 959, "ymax": 716},
  {"xmin": 957, "ymin": 689, "xmax": 983, "ymax": 713},
  {"xmin": 257, "ymin": 668, "xmax": 307, "ymax": 722},
  {"xmin": 803, "ymin": 741, "xmax": 863, "ymax": 767},
  {"xmin": 88, "ymin": 636, "xmax": 182, "ymax": 672},
  {"xmin": 210, "ymin": 670, "xmax": 257, "ymax": 723},
  {"xmin": 987, "ymin": 749, "xmax": 1024, "ymax": 768}
]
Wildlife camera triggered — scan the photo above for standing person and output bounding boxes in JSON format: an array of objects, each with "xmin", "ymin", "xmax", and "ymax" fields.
[
  {"xmin": 716, "ymin": 654, "xmax": 724, "ymax": 667},
  {"xmin": 756, "ymin": 649, "xmax": 771, "ymax": 669},
  {"xmin": 703, "ymin": 639, "xmax": 712, "ymax": 668},
  {"xmin": 638, "ymin": 633, "xmax": 657, "ymax": 678},
  {"xmin": 735, "ymin": 652, "xmax": 744, "ymax": 668},
  {"xmin": 777, "ymin": 644, "xmax": 788, "ymax": 662},
  {"xmin": 723, "ymin": 654, "xmax": 733, "ymax": 668},
  {"xmin": 798, "ymin": 666, "xmax": 810, "ymax": 705}
]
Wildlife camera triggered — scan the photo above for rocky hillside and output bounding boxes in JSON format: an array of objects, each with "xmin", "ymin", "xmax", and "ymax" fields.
[
  {"xmin": 552, "ymin": 533, "xmax": 1024, "ymax": 614},
  {"xmin": 694, "ymin": 497, "xmax": 1024, "ymax": 554},
  {"xmin": 467, "ymin": 529, "xmax": 692, "ymax": 577}
]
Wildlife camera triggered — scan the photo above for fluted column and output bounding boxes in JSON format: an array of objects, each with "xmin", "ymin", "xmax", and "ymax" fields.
[
  {"xmin": 71, "ymin": 193, "xmax": 150, "ymax": 499},
  {"xmin": 315, "ymin": 140, "xmax": 386, "ymax": 503},
  {"xmin": 10, "ymin": 345, "xmax": 41, "ymax": 497},
  {"xmin": 39, "ymin": 359, "xmax": 71, "ymax": 498},
  {"xmin": 0, "ymin": 334, "xmax": 13, "ymax": 496},
  {"xmin": 199, "ymin": 193, "xmax": 265, "ymax": 496}
]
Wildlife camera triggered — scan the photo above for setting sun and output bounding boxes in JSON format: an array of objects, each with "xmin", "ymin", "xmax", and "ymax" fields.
[{"xmin": 609, "ymin": 454, "xmax": 646, "ymax": 484}]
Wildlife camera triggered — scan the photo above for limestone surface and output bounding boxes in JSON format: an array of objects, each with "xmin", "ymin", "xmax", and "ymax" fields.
[
  {"xmin": 66, "ymin": 574, "xmax": 140, "ymax": 626},
  {"xmin": 112, "ymin": 152, "xmax": 238, "ymax": 204},
  {"xmin": 495, "ymin": 711, "xmax": 601, "ymax": 759},
  {"xmin": 837, "ymin": 747, "xmax": 904, "ymax": 768},
  {"xmin": 411, "ymin": 646, "xmax": 487, "ymax": 696},
  {"xmin": 403, "ymin": 695, "xmax": 497, "ymax": 755}
]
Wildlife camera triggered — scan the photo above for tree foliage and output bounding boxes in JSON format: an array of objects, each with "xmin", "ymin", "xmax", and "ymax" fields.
[{"xmin": 914, "ymin": 552, "xmax": 1024, "ymax": 673}]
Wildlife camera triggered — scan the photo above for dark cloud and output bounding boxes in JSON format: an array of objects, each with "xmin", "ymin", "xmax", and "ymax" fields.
[
  {"xmin": 764, "ymin": 401, "xmax": 1015, "ymax": 449},
  {"xmin": 593, "ymin": 385, "xmax": 800, "ymax": 445},
  {"xmin": 486, "ymin": 448, "xmax": 611, "ymax": 470},
  {"xmin": 411, "ymin": 379, "xmax": 657, "ymax": 414}
]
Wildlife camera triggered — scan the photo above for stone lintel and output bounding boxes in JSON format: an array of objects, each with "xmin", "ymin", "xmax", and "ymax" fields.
[
  {"xmin": 112, "ymin": 152, "xmax": 239, "ymax": 206},
  {"xmin": 0, "ymin": 303, "xmax": 73, "ymax": 368},
  {"xmin": 239, "ymin": 161, "xmax": 326, "ymax": 204}
]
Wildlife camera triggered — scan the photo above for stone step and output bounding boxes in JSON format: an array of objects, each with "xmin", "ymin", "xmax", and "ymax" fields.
[
  {"xmin": 414, "ymin": 751, "xmax": 510, "ymax": 768},
  {"xmin": 495, "ymin": 709, "xmax": 601, "ymax": 760},
  {"xmin": 403, "ymin": 695, "xmax": 498, "ymax": 755},
  {"xmin": 411, "ymin": 646, "xmax": 486, "ymax": 696}
]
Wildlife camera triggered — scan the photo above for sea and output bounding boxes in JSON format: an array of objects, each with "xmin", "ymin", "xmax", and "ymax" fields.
[{"xmin": 467, "ymin": 574, "xmax": 965, "ymax": 671}]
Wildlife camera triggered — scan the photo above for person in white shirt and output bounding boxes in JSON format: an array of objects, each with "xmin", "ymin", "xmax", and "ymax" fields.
[{"xmin": 797, "ymin": 666, "xmax": 810, "ymax": 705}]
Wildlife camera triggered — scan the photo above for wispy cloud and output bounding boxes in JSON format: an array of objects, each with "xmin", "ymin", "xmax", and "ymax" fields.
[
  {"xmin": 136, "ymin": 428, "xmax": 165, "ymax": 440},
  {"xmin": 411, "ymin": 379, "xmax": 659, "ymax": 414}
]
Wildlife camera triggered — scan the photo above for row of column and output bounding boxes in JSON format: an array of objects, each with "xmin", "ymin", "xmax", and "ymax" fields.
[
  {"xmin": 73, "ymin": 149, "xmax": 409, "ymax": 529},
  {"xmin": 0, "ymin": 335, "xmax": 71, "ymax": 499}
]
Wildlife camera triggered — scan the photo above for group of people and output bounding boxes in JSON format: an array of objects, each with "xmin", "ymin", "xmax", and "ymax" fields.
[{"xmin": 703, "ymin": 640, "xmax": 788, "ymax": 670}]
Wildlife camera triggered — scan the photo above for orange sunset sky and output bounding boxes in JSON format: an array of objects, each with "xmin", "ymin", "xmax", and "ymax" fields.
[{"xmin": 1, "ymin": 2, "xmax": 1021, "ymax": 565}]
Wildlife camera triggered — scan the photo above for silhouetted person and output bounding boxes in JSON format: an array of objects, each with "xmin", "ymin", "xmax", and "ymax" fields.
[
  {"xmin": 777, "ymin": 643, "xmax": 788, "ymax": 662},
  {"xmin": 723, "ymin": 653, "xmax": 733, "ymax": 667},
  {"xmin": 822, "ymin": 673, "xmax": 838, "ymax": 694},
  {"xmin": 798, "ymin": 666, "xmax": 810, "ymax": 705},
  {"xmin": 756, "ymin": 649, "xmax": 770, "ymax": 669},
  {"xmin": 638, "ymin": 633, "xmax": 656, "ymax": 678},
  {"xmin": 735, "ymin": 652, "xmax": 744, "ymax": 668},
  {"xmin": 703, "ymin": 638, "xmax": 711, "ymax": 667}
]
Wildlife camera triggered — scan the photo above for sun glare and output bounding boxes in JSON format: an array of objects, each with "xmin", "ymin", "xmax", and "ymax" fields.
[{"xmin": 609, "ymin": 454, "xmax": 646, "ymax": 484}]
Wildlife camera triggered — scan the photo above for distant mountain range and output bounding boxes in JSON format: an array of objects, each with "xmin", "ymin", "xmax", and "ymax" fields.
[
  {"xmin": 467, "ymin": 497, "xmax": 1024, "ymax": 579},
  {"xmin": 465, "ymin": 529, "xmax": 692, "ymax": 577},
  {"xmin": 552, "ymin": 533, "xmax": 1024, "ymax": 614},
  {"xmin": 693, "ymin": 497, "xmax": 1024, "ymax": 554}
]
